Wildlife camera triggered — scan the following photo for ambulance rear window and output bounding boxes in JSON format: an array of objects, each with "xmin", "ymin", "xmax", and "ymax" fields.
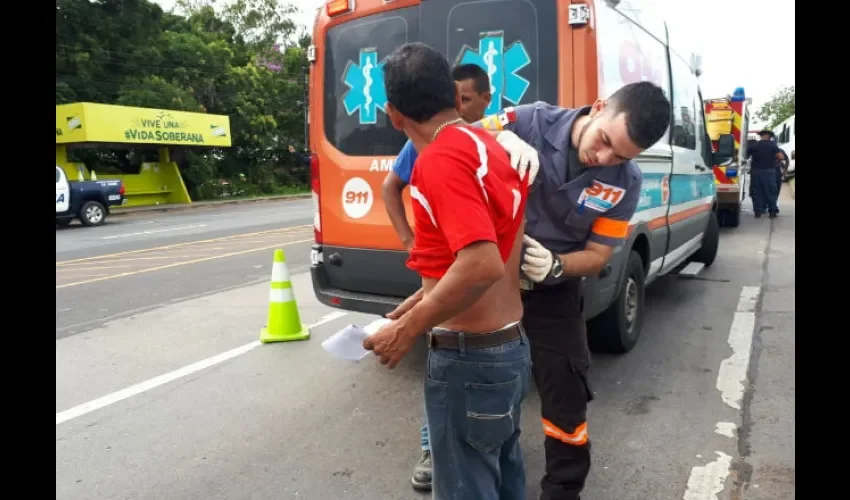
[{"xmin": 322, "ymin": 8, "xmax": 417, "ymax": 157}]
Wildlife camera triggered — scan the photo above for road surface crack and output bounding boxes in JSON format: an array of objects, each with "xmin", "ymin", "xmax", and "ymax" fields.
[{"xmin": 728, "ymin": 218, "xmax": 775, "ymax": 499}]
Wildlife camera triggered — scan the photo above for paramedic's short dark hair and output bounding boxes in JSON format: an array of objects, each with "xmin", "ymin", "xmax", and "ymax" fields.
[
  {"xmin": 606, "ymin": 81, "xmax": 672, "ymax": 149},
  {"xmin": 452, "ymin": 64, "xmax": 490, "ymax": 94},
  {"xmin": 384, "ymin": 42, "xmax": 456, "ymax": 123}
]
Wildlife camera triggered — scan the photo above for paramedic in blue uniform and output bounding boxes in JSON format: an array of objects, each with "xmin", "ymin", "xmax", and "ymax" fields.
[
  {"xmin": 472, "ymin": 81, "xmax": 672, "ymax": 500},
  {"xmin": 747, "ymin": 130, "xmax": 784, "ymax": 218}
]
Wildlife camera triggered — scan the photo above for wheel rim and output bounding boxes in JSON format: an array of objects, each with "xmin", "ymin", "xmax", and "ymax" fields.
[
  {"xmin": 86, "ymin": 205, "xmax": 103, "ymax": 223},
  {"xmin": 624, "ymin": 276, "xmax": 639, "ymax": 334}
]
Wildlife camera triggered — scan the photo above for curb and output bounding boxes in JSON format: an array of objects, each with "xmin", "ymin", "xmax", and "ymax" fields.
[{"xmin": 110, "ymin": 193, "xmax": 311, "ymax": 217}]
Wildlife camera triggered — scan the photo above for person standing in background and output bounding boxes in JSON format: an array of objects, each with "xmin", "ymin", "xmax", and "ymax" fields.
[{"xmin": 747, "ymin": 130, "xmax": 784, "ymax": 218}]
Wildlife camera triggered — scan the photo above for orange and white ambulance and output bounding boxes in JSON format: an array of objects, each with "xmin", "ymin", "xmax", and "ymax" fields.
[{"xmin": 307, "ymin": 0, "xmax": 729, "ymax": 353}]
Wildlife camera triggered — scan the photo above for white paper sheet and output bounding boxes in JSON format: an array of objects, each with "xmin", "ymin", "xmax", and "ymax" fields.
[{"xmin": 322, "ymin": 318, "xmax": 392, "ymax": 361}]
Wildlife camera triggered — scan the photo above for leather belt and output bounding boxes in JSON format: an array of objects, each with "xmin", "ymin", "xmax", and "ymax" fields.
[{"xmin": 427, "ymin": 323, "xmax": 524, "ymax": 350}]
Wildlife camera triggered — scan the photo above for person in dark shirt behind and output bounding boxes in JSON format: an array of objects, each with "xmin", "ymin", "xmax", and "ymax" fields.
[
  {"xmin": 747, "ymin": 130, "xmax": 785, "ymax": 218},
  {"xmin": 363, "ymin": 42, "xmax": 532, "ymax": 500}
]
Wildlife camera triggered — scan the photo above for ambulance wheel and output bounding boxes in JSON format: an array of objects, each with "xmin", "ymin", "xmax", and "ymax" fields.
[
  {"xmin": 588, "ymin": 250, "xmax": 645, "ymax": 354},
  {"xmin": 692, "ymin": 211, "xmax": 719, "ymax": 267},
  {"xmin": 720, "ymin": 206, "xmax": 740, "ymax": 228}
]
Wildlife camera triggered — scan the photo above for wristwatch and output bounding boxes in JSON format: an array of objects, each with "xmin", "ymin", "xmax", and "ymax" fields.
[{"xmin": 549, "ymin": 252, "xmax": 564, "ymax": 278}]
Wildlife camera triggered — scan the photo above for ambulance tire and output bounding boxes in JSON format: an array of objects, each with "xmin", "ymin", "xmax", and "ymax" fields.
[
  {"xmin": 721, "ymin": 206, "xmax": 740, "ymax": 228},
  {"xmin": 692, "ymin": 211, "xmax": 720, "ymax": 267},
  {"xmin": 587, "ymin": 250, "xmax": 645, "ymax": 354}
]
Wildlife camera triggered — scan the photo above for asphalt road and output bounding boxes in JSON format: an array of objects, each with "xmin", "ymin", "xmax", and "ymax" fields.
[
  {"xmin": 55, "ymin": 190, "xmax": 795, "ymax": 500},
  {"xmin": 56, "ymin": 199, "xmax": 314, "ymax": 338}
]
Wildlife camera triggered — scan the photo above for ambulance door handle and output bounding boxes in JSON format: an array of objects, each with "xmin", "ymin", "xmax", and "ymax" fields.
[{"xmin": 695, "ymin": 164, "xmax": 708, "ymax": 171}]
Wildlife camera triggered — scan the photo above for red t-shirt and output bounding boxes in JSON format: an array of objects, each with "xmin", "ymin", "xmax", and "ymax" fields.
[{"xmin": 406, "ymin": 125, "xmax": 529, "ymax": 280}]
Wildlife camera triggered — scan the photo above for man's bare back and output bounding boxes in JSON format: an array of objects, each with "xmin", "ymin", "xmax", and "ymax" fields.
[{"xmin": 422, "ymin": 220, "xmax": 525, "ymax": 334}]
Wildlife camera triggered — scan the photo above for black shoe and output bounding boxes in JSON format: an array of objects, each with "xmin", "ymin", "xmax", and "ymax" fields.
[
  {"xmin": 769, "ymin": 212, "xmax": 778, "ymax": 218},
  {"xmin": 411, "ymin": 450, "xmax": 432, "ymax": 491}
]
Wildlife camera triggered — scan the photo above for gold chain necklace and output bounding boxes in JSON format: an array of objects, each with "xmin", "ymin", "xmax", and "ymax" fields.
[{"xmin": 431, "ymin": 117, "xmax": 463, "ymax": 142}]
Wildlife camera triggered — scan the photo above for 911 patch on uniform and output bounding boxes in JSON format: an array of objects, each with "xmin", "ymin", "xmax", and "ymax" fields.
[{"xmin": 577, "ymin": 180, "xmax": 627, "ymax": 212}]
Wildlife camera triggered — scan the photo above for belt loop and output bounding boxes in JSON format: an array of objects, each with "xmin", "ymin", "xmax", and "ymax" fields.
[
  {"xmin": 517, "ymin": 323, "xmax": 527, "ymax": 344},
  {"xmin": 458, "ymin": 332, "xmax": 466, "ymax": 356}
]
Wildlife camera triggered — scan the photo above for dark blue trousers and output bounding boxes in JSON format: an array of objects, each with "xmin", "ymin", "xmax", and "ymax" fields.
[{"xmin": 751, "ymin": 169, "xmax": 779, "ymax": 215}]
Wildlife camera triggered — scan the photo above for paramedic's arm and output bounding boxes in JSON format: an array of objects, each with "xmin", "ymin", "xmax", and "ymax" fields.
[
  {"xmin": 469, "ymin": 103, "xmax": 539, "ymax": 140},
  {"xmin": 561, "ymin": 168, "xmax": 642, "ymax": 277},
  {"xmin": 382, "ymin": 141, "xmax": 417, "ymax": 250},
  {"xmin": 394, "ymin": 149, "xmax": 504, "ymax": 336},
  {"xmin": 470, "ymin": 103, "xmax": 542, "ymax": 181}
]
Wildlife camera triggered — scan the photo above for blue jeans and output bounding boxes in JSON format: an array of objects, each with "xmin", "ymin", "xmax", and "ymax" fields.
[
  {"xmin": 424, "ymin": 327, "xmax": 533, "ymax": 500},
  {"xmin": 421, "ymin": 420, "xmax": 430, "ymax": 451}
]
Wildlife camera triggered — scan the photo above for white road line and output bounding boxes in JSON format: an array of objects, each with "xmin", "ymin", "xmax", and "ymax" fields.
[
  {"xmin": 683, "ymin": 451, "xmax": 733, "ymax": 500},
  {"xmin": 716, "ymin": 285, "xmax": 761, "ymax": 410},
  {"xmin": 56, "ymin": 310, "xmax": 348, "ymax": 425},
  {"xmin": 100, "ymin": 224, "xmax": 207, "ymax": 240},
  {"xmin": 683, "ymin": 285, "xmax": 760, "ymax": 499},
  {"xmin": 714, "ymin": 422, "xmax": 737, "ymax": 438}
]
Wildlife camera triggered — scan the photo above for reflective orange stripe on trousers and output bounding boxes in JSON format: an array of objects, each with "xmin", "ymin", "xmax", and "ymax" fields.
[{"xmin": 542, "ymin": 418, "xmax": 588, "ymax": 446}]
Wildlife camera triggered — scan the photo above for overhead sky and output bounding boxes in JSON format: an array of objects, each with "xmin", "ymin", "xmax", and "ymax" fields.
[{"xmin": 153, "ymin": 0, "xmax": 794, "ymax": 125}]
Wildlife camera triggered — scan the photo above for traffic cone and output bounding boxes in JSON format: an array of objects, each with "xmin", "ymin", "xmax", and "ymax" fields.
[{"xmin": 260, "ymin": 249, "xmax": 310, "ymax": 343}]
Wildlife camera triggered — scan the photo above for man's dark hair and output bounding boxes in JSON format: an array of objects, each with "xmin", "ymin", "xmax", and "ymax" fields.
[
  {"xmin": 452, "ymin": 63, "xmax": 490, "ymax": 94},
  {"xmin": 383, "ymin": 42, "xmax": 457, "ymax": 123},
  {"xmin": 605, "ymin": 81, "xmax": 672, "ymax": 149}
]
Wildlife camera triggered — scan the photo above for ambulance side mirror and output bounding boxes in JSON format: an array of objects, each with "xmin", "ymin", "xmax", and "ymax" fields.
[{"xmin": 714, "ymin": 134, "xmax": 735, "ymax": 163}]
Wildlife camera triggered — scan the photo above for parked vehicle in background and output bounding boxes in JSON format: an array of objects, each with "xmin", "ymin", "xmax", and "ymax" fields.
[
  {"xmin": 56, "ymin": 165, "xmax": 125, "ymax": 227},
  {"xmin": 703, "ymin": 88, "xmax": 754, "ymax": 228},
  {"xmin": 773, "ymin": 114, "xmax": 795, "ymax": 181}
]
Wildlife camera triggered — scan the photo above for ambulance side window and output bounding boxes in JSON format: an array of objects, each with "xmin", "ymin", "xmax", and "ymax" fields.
[{"xmin": 669, "ymin": 55, "xmax": 697, "ymax": 150}]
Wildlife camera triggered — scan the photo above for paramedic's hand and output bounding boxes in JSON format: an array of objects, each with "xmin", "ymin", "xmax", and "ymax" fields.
[
  {"xmin": 521, "ymin": 234, "xmax": 555, "ymax": 282},
  {"xmin": 496, "ymin": 131, "xmax": 540, "ymax": 185},
  {"xmin": 363, "ymin": 320, "xmax": 417, "ymax": 369}
]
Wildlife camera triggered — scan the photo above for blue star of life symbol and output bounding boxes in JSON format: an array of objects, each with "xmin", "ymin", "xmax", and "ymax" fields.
[
  {"xmin": 342, "ymin": 48, "xmax": 387, "ymax": 125},
  {"xmin": 457, "ymin": 32, "xmax": 531, "ymax": 116}
]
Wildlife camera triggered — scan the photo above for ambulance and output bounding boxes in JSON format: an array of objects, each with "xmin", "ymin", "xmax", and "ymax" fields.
[
  {"xmin": 307, "ymin": 0, "xmax": 728, "ymax": 354},
  {"xmin": 703, "ymin": 88, "xmax": 752, "ymax": 228}
]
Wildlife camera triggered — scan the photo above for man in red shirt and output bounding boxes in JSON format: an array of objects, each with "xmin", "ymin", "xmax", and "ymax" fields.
[{"xmin": 363, "ymin": 42, "xmax": 532, "ymax": 500}]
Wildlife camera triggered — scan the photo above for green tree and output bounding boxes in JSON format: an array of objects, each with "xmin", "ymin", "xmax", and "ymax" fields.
[
  {"xmin": 56, "ymin": 0, "xmax": 312, "ymax": 200},
  {"xmin": 755, "ymin": 85, "xmax": 795, "ymax": 130}
]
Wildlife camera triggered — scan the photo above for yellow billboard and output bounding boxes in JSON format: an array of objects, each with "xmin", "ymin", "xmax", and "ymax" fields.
[{"xmin": 56, "ymin": 102, "xmax": 232, "ymax": 147}]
